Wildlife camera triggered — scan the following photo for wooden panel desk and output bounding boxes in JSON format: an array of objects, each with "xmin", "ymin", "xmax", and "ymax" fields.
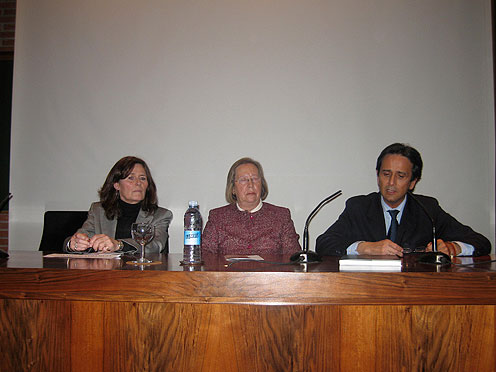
[{"xmin": 0, "ymin": 251, "xmax": 495, "ymax": 372}]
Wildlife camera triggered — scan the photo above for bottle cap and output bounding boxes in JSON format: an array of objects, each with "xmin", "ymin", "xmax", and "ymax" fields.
[{"xmin": 189, "ymin": 200, "xmax": 198, "ymax": 207}]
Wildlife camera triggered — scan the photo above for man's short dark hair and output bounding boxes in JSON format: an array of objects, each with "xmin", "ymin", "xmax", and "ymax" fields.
[{"xmin": 376, "ymin": 143, "xmax": 423, "ymax": 182}]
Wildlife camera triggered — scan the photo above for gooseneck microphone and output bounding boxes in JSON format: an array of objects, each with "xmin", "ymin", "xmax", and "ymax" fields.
[
  {"xmin": 0, "ymin": 193, "xmax": 12, "ymax": 211},
  {"xmin": 407, "ymin": 191, "xmax": 450, "ymax": 265},
  {"xmin": 290, "ymin": 190, "xmax": 342, "ymax": 263}
]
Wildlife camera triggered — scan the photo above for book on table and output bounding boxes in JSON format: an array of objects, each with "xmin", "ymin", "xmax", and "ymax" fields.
[{"xmin": 339, "ymin": 255, "xmax": 402, "ymax": 271}]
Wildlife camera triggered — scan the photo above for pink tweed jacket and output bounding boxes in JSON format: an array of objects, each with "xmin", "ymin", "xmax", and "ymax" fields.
[{"xmin": 202, "ymin": 202, "xmax": 301, "ymax": 256}]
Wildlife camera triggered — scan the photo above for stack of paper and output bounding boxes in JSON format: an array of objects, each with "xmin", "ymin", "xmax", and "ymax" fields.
[
  {"xmin": 44, "ymin": 252, "xmax": 122, "ymax": 259},
  {"xmin": 225, "ymin": 255, "xmax": 264, "ymax": 262},
  {"xmin": 339, "ymin": 255, "xmax": 402, "ymax": 272}
]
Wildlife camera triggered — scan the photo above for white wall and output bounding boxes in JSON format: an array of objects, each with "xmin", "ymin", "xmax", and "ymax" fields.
[{"xmin": 10, "ymin": 0, "xmax": 495, "ymax": 253}]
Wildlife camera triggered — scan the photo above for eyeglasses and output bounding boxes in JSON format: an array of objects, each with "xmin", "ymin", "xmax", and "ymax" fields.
[{"xmin": 235, "ymin": 176, "xmax": 261, "ymax": 185}]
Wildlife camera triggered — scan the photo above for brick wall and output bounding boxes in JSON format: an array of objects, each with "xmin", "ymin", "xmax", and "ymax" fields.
[
  {"xmin": 0, "ymin": 0, "xmax": 15, "ymax": 54},
  {"xmin": 0, "ymin": 1, "xmax": 13, "ymax": 250},
  {"xmin": 0, "ymin": 211, "xmax": 7, "ymax": 251}
]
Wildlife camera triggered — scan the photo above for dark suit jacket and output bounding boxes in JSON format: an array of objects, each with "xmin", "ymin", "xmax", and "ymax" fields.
[{"xmin": 316, "ymin": 192, "xmax": 491, "ymax": 257}]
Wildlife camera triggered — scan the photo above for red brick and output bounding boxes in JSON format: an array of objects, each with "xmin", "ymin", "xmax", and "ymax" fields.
[
  {"xmin": 0, "ymin": 2, "xmax": 16, "ymax": 9},
  {"xmin": 3, "ymin": 9, "xmax": 15, "ymax": 16},
  {"xmin": 0, "ymin": 31, "xmax": 14, "ymax": 38},
  {"xmin": 2, "ymin": 39, "xmax": 14, "ymax": 46},
  {"xmin": 3, "ymin": 24, "xmax": 15, "ymax": 31},
  {"xmin": 0, "ymin": 16, "xmax": 14, "ymax": 23},
  {"xmin": 0, "ymin": 210, "xmax": 9, "ymax": 248}
]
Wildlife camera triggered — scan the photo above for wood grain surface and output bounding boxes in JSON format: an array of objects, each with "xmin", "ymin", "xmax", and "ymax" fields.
[
  {"xmin": 0, "ymin": 252, "xmax": 495, "ymax": 371},
  {"xmin": 1, "ymin": 268, "xmax": 496, "ymax": 305}
]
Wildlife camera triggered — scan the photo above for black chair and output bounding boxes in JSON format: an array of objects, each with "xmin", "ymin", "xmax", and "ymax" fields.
[{"xmin": 38, "ymin": 211, "xmax": 88, "ymax": 252}]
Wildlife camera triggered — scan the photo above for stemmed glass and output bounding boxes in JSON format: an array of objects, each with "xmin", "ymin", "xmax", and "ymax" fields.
[{"xmin": 130, "ymin": 223, "xmax": 155, "ymax": 264}]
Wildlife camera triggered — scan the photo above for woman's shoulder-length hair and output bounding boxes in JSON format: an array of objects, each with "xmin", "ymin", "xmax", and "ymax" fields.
[
  {"xmin": 225, "ymin": 157, "xmax": 269, "ymax": 204},
  {"xmin": 99, "ymin": 156, "xmax": 158, "ymax": 220}
]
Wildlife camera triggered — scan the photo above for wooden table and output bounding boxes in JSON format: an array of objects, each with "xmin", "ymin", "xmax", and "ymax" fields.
[{"xmin": 1, "ymin": 251, "xmax": 495, "ymax": 371}]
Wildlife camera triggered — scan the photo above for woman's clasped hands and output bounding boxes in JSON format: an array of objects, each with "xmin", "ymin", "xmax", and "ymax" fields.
[{"xmin": 70, "ymin": 232, "xmax": 119, "ymax": 252}]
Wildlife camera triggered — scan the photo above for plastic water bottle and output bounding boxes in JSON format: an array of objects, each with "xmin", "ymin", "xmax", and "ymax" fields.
[{"xmin": 182, "ymin": 201, "xmax": 203, "ymax": 265}]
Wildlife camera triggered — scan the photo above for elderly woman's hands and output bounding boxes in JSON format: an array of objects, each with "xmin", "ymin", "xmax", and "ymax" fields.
[{"xmin": 70, "ymin": 232, "xmax": 120, "ymax": 252}]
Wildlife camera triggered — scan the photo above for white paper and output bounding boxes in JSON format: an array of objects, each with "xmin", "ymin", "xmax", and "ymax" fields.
[
  {"xmin": 44, "ymin": 252, "xmax": 122, "ymax": 259},
  {"xmin": 225, "ymin": 255, "xmax": 264, "ymax": 262}
]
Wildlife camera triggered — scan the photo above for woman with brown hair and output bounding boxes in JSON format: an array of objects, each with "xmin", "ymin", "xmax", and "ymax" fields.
[{"xmin": 65, "ymin": 156, "xmax": 172, "ymax": 253}]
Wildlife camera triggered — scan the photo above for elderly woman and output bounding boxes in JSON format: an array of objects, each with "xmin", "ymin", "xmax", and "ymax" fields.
[
  {"xmin": 64, "ymin": 156, "xmax": 172, "ymax": 253},
  {"xmin": 202, "ymin": 157, "xmax": 301, "ymax": 256}
]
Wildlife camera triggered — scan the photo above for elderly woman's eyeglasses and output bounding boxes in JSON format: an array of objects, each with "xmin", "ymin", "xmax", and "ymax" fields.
[{"xmin": 235, "ymin": 176, "xmax": 261, "ymax": 185}]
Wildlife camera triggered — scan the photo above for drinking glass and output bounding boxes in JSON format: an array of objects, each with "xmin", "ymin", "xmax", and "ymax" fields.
[{"xmin": 130, "ymin": 223, "xmax": 155, "ymax": 264}]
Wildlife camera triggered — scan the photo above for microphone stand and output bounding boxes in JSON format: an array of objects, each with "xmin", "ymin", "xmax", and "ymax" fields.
[
  {"xmin": 290, "ymin": 190, "xmax": 342, "ymax": 263},
  {"xmin": 407, "ymin": 191, "xmax": 450, "ymax": 265}
]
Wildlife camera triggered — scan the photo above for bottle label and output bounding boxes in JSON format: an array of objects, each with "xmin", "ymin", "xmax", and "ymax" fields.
[{"xmin": 184, "ymin": 230, "xmax": 201, "ymax": 245}]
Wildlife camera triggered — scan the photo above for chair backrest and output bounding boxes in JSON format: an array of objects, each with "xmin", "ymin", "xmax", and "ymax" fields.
[{"xmin": 38, "ymin": 211, "xmax": 88, "ymax": 252}]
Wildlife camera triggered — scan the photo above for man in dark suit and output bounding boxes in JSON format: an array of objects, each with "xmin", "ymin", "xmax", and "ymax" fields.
[{"xmin": 316, "ymin": 143, "xmax": 491, "ymax": 257}]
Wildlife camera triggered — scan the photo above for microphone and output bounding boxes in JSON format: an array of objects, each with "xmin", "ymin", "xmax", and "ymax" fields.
[
  {"xmin": 290, "ymin": 190, "xmax": 342, "ymax": 263},
  {"xmin": 0, "ymin": 193, "xmax": 12, "ymax": 259},
  {"xmin": 407, "ymin": 191, "xmax": 450, "ymax": 265},
  {"xmin": 0, "ymin": 193, "xmax": 12, "ymax": 211}
]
